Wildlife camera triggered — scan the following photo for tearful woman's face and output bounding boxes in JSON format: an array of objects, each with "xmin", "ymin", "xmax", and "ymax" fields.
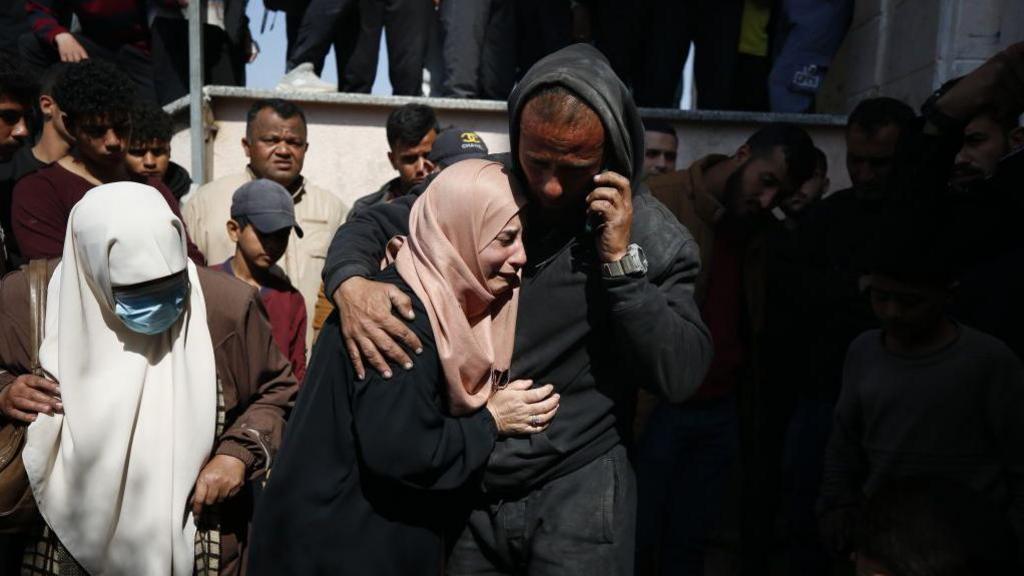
[{"xmin": 478, "ymin": 214, "xmax": 526, "ymax": 295}]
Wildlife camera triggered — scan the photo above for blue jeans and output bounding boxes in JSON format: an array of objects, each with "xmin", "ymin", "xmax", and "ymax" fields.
[
  {"xmin": 635, "ymin": 396, "xmax": 739, "ymax": 576},
  {"xmin": 768, "ymin": 0, "xmax": 853, "ymax": 112}
]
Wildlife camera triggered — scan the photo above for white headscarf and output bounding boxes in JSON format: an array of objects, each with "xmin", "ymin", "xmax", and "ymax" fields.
[{"xmin": 22, "ymin": 182, "xmax": 217, "ymax": 576}]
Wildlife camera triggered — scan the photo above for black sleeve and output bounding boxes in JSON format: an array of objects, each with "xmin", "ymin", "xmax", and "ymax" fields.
[
  {"xmin": 322, "ymin": 195, "xmax": 416, "ymax": 298},
  {"xmin": 347, "ymin": 308, "xmax": 498, "ymax": 490},
  {"xmin": 604, "ymin": 195, "xmax": 713, "ymax": 403},
  {"xmin": 349, "ymin": 371, "xmax": 498, "ymax": 491}
]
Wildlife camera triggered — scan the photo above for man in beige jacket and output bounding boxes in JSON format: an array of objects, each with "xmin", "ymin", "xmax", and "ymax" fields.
[{"xmin": 183, "ymin": 98, "xmax": 348, "ymax": 350}]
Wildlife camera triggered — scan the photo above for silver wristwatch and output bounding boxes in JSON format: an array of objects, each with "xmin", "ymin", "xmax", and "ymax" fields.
[{"xmin": 601, "ymin": 244, "xmax": 648, "ymax": 278}]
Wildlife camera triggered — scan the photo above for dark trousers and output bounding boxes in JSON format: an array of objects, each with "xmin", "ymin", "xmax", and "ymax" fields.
[
  {"xmin": 438, "ymin": 0, "xmax": 516, "ymax": 100},
  {"xmin": 447, "ymin": 445, "xmax": 636, "ymax": 576},
  {"xmin": 343, "ymin": 0, "xmax": 432, "ymax": 96},
  {"xmin": 150, "ymin": 18, "xmax": 246, "ymax": 105},
  {"xmin": 514, "ymin": 0, "xmax": 571, "ymax": 81},
  {"xmin": 586, "ymin": 0, "xmax": 639, "ymax": 89},
  {"xmin": 635, "ymin": 397, "xmax": 738, "ymax": 576},
  {"xmin": 18, "ymin": 33, "xmax": 157, "ymax": 102},
  {"xmin": 285, "ymin": 0, "xmax": 361, "ymax": 77},
  {"xmin": 633, "ymin": 0, "xmax": 743, "ymax": 109},
  {"xmin": 782, "ymin": 398, "xmax": 835, "ymax": 575}
]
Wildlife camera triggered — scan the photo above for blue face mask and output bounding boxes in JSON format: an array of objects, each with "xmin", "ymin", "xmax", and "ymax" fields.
[{"xmin": 113, "ymin": 273, "xmax": 190, "ymax": 335}]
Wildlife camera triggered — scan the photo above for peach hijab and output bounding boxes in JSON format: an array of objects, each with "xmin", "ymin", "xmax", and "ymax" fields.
[{"xmin": 393, "ymin": 159, "xmax": 527, "ymax": 415}]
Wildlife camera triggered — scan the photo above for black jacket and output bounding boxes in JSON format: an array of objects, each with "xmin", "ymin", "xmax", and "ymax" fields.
[
  {"xmin": 345, "ymin": 177, "xmax": 400, "ymax": 223},
  {"xmin": 164, "ymin": 161, "xmax": 193, "ymax": 202},
  {"xmin": 248, "ymin": 267, "xmax": 497, "ymax": 574},
  {"xmin": 322, "ymin": 44, "xmax": 712, "ymax": 492}
]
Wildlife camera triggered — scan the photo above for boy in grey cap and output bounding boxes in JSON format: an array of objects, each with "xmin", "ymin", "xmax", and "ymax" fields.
[{"xmin": 218, "ymin": 179, "xmax": 309, "ymax": 385}]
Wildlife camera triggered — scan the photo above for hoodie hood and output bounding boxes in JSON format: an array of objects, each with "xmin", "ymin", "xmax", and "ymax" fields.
[{"xmin": 508, "ymin": 43, "xmax": 646, "ymax": 186}]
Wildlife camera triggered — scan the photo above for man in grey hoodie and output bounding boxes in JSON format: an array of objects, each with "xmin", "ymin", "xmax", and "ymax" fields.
[{"xmin": 321, "ymin": 44, "xmax": 712, "ymax": 574}]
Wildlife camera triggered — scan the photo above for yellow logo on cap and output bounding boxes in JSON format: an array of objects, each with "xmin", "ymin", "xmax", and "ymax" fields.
[{"xmin": 461, "ymin": 132, "xmax": 482, "ymax": 144}]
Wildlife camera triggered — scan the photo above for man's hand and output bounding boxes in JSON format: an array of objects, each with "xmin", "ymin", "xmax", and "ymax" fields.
[
  {"xmin": 935, "ymin": 41, "xmax": 1024, "ymax": 122},
  {"xmin": 54, "ymin": 33, "xmax": 89, "ymax": 63},
  {"xmin": 191, "ymin": 454, "xmax": 246, "ymax": 518},
  {"xmin": 332, "ymin": 276, "xmax": 423, "ymax": 380},
  {"xmin": 587, "ymin": 171, "xmax": 634, "ymax": 263},
  {"xmin": 0, "ymin": 374, "xmax": 61, "ymax": 423}
]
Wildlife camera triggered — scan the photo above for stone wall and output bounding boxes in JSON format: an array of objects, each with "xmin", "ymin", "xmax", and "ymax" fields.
[{"xmin": 819, "ymin": 0, "xmax": 1024, "ymax": 114}]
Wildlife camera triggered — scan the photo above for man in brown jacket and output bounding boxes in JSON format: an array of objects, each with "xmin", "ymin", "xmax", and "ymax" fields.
[
  {"xmin": 637, "ymin": 123, "xmax": 816, "ymax": 574},
  {"xmin": 0, "ymin": 185, "xmax": 298, "ymax": 574}
]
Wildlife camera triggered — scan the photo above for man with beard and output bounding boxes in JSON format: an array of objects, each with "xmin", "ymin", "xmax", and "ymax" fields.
[
  {"xmin": 321, "ymin": 44, "xmax": 713, "ymax": 574},
  {"xmin": 949, "ymin": 106, "xmax": 1024, "ymax": 192},
  {"xmin": 641, "ymin": 123, "xmax": 816, "ymax": 575},
  {"xmin": 944, "ymin": 100, "xmax": 1024, "ymax": 360}
]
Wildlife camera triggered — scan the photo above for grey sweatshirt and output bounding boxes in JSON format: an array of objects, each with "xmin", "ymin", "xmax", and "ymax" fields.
[{"xmin": 820, "ymin": 325, "xmax": 1024, "ymax": 543}]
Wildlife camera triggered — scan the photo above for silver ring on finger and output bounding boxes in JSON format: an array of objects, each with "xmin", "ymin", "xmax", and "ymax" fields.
[{"xmin": 530, "ymin": 415, "xmax": 538, "ymax": 427}]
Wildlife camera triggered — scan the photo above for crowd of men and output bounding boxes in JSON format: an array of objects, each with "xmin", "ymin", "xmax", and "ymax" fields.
[
  {"xmin": 0, "ymin": 33, "xmax": 1023, "ymax": 576},
  {"xmin": 0, "ymin": 0, "xmax": 852, "ymax": 112}
]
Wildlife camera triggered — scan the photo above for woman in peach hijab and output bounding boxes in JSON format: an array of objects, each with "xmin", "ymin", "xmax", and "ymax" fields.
[{"xmin": 248, "ymin": 159, "xmax": 559, "ymax": 575}]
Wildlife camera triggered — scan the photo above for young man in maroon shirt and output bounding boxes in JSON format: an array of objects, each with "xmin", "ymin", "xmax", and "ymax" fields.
[
  {"xmin": 11, "ymin": 59, "xmax": 203, "ymax": 263},
  {"xmin": 219, "ymin": 179, "xmax": 307, "ymax": 385}
]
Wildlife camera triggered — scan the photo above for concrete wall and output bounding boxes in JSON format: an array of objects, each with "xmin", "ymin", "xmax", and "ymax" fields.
[
  {"xmin": 820, "ymin": 0, "xmax": 1024, "ymax": 114},
  {"xmin": 170, "ymin": 88, "xmax": 851, "ymax": 209}
]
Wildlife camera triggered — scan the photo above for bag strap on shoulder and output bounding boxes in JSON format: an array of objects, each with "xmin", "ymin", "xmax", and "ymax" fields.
[{"xmin": 26, "ymin": 260, "xmax": 48, "ymax": 374}]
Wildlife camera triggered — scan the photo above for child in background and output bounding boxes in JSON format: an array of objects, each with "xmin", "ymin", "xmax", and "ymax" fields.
[
  {"xmin": 219, "ymin": 179, "xmax": 308, "ymax": 385},
  {"xmin": 817, "ymin": 216, "xmax": 1024, "ymax": 559}
]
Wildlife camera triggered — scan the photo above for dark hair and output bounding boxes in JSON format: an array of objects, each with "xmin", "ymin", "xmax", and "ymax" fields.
[
  {"xmin": 745, "ymin": 123, "xmax": 817, "ymax": 189},
  {"xmin": 0, "ymin": 55, "xmax": 38, "ymax": 109},
  {"xmin": 813, "ymin": 146, "xmax": 828, "ymax": 174},
  {"xmin": 246, "ymin": 98, "xmax": 307, "ymax": 139},
  {"xmin": 847, "ymin": 97, "xmax": 916, "ymax": 135},
  {"xmin": 869, "ymin": 201, "xmax": 957, "ymax": 287},
  {"xmin": 520, "ymin": 84, "xmax": 598, "ymax": 128},
  {"xmin": 385, "ymin": 103, "xmax": 438, "ymax": 149},
  {"xmin": 857, "ymin": 477, "xmax": 1019, "ymax": 576},
  {"xmin": 39, "ymin": 63, "xmax": 68, "ymax": 98},
  {"xmin": 52, "ymin": 60, "xmax": 135, "ymax": 127},
  {"xmin": 643, "ymin": 118, "xmax": 677, "ymax": 140},
  {"xmin": 130, "ymin": 102, "xmax": 174, "ymax": 145}
]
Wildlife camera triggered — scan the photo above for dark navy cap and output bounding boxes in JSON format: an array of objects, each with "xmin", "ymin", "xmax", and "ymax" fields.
[
  {"xmin": 230, "ymin": 179, "xmax": 304, "ymax": 237},
  {"xmin": 428, "ymin": 128, "xmax": 489, "ymax": 168}
]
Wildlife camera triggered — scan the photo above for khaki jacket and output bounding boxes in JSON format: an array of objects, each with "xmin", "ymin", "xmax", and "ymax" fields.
[
  {"xmin": 648, "ymin": 155, "xmax": 770, "ymax": 340},
  {"xmin": 182, "ymin": 169, "xmax": 349, "ymax": 350},
  {"xmin": 0, "ymin": 260, "xmax": 298, "ymax": 575}
]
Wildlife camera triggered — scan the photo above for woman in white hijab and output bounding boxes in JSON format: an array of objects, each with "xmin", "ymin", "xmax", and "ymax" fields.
[{"xmin": 0, "ymin": 182, "xmax": 298, "ymax": 575}]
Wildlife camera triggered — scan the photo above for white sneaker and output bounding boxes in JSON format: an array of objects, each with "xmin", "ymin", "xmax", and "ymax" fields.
[{"xmin": 276, "ymin": 63, "xmax": 336, "ymax": 93}]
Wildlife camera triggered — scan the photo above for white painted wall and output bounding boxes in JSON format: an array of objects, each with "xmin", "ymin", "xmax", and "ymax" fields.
[{"xmin": 171, "ymin": 91, "xmax": 852, "ymax": 208}]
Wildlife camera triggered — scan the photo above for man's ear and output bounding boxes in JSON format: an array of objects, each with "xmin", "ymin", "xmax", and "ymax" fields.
[
  {"xmin": 241, "ymin": 137, "xmax": 252, "ymax": 159},
  {"xmin": 39, "ymin": 95, "xmax": 54, "ymax": 118},
  {"xmin": 226, "ymin": 219, "xmax": 241, "ymax": 242},
  {"xmin": 387, "ymin": 150, "xmax": 397, "ymax": 170},
  {"xmin": 1009, "ymin": 126, "xmax": 1024, "ymax": 151}
]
